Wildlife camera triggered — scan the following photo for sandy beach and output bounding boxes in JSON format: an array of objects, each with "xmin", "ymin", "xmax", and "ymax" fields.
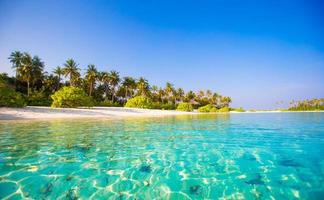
[
  {"xmin": 0, "ymin": 106, "xmax": 199, "ymax": 120},
  {"xmin": 1, "ymin": 107, "xmax": 322, "ymax": 121}
]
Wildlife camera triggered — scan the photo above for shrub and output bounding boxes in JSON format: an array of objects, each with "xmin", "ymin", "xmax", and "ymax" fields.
[
  {"xmin": 210, "ymin": 107, "xmax": 219, "ymax": 113},
  {"xmin": 160, "ymin": 102, "xmax": 176, "ymax": 110},
  {"xmin": 218, "ymin": 107, "xmax": 230, "ymax": 112},
  {"xmin": 51, "ymin": 86, "xmax": 94, "ymax": 108},
  {"xmin": 0, "ymin": 87, "xmax": 26, "ymax": 107},
  {"xmin": 176, "ymin": 102, "xmax": 193, "ymax": 112},
  {"xmin": 151, "ymin": 102, "xmax": 176, "ymax": 110},
  {"xmin": 233, "ymin": 107, "xmax": 245, "ymax": 112},
  {"xmin": 198, "ymin": 104, "xmax": 213, "ymax": 112},
  {"xmin": 28, "ymin": 90, "xmax": 52, "ymax": 106},
  {"xmin": 97, "ymin": 100, "xmax": 122, "ymax": 107},
  {"xmin": 125, "ymin": 96, "xmax": 152, "ymax": 109}
]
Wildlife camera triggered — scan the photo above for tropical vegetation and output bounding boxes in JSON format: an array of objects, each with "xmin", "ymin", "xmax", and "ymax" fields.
[
  {"xmin": 198, "ymin": 104, "xmax": 214, "ymax": 112},
  {"xmin": 217, "ymin": 107, "xmax": 230, "ymax": 112},
  {"xmin": 176, "ymin": 102, "xmax": 193, "ymax": 112},
  {"xmin": 288, "ymin": 99, "xmax": 324, "ymax": 111},
  {"xmin": 0, "ymin": 74, "xmax": 25, "ymax": 107},
  {"xmin": 51, "ymin": 86, "xmax": 94, "ymax": 108},
  {"xmin": 197, "ymin": 104, "xmax": 231, "ymax": 113},
  {"xmin": 3, "ymin": 51, "xmax": 323, "ymax": 112},
  {"xmin": 232, "ymin": 107, "xmax": 245, "ymax": 112},
  {"xmin": 2, "ymin": 51, "xmax": 233, "ymax": 110},
  {"xmin": 125, "ymin": 96, "xmax": 152, "ymax": 109}
]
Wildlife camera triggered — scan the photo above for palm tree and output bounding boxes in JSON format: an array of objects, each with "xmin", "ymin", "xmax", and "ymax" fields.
[
  {"xmin": 9, "ymin": 52, "xmax": 44, "ymax": 96},
  {"xmin": 184, "ymin": 90, "xmax": 196, "ymax": 103},
  {"xmin": 151, "ymin": 85, "xmax": 158, "ymax": 94},
  {"xmin": 150, "ymin": 85, "xmax": 159, "ymax": 101},
  {"xmin": 209, "ymin": 93, "xmax": 220, "ymax": 107},
  {"xmin": 100, "ymin": 72, "xmax": 110, "ymax": 99},
  {"xmin": 164, "ymin": 82, "xmax": 175, "ymax": 103},
  {"xmin": 31, "ymin": 56, "xmax": 44, "ymax": 87},
  {"xmin": 62, "ymin": 59, "xmax": 80, "ymax": 86},
  {"xmin": 85, "ymin": 64, "xmax": 98, "ymax": 96},
  {"xmin": 8, "ymin": 51, "xmax": 23, "ymax": 88},
  {"xmin": 9, "ymin": 51, "xmax": 23, "ymax": 76},
  {"xmin": 220, "ymin": 96, "xmax": 232, "ymax": 108},
  {"xmin": 197, "ymin": 90, "xmax": 205, "ymax": 99},
  {"xmin": 122, "ymin": 76, "xmax": 136, "ymax": 99},
  {"xmin": 53, "ymin": 66, "xmax": 63, "ymax": 88},
  {"xmin": 175, "ymin": 88, "xmax": 185, "ymax": 103},
  {"xmin": 44, "ymin": 74, "xmax": 59, "ymax": 93},
  {"xmin": 109, "ymin": 70, "xmax": 120, "ymax": 102},
  {"xmin": 195, "ymin": 90, "xmax": 206, "ymax": 105},
  {"xmin": 158, "ymin": 88, "xmax": 165, "ymax": 103},
  {"xmin": 20, "ymin": 53, "xmax": 33, "ymax": 96},
  {"xmin": 137, "ymin": 77, "xmax": 149, "ymax": 96}
]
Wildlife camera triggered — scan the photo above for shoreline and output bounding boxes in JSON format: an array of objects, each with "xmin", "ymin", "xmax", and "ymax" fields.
[
  {"xmin": 0, "ymin": 106, "xmax": 199, "ymax": 121},
  {"xmin": 0, "ymin": 106, "xmax": 323, "ymax": 121}
]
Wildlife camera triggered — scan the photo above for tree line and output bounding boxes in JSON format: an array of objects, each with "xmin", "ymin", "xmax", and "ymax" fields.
[
  {"xmin": 288, "ymin": 99, "xmax": 324, "ymax": 111},
  {"xmin": 1, "ymin": 50, "xmax": 232, "ymax": 109}
]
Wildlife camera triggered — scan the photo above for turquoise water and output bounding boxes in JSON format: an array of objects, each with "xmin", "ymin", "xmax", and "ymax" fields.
[{"xmin": 0, "ymin": 113, "xmax": 323, "ymax": 199}]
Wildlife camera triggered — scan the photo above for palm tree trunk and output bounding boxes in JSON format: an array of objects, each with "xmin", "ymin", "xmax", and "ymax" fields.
[{"xmin": 89, "ymin": 82, "xmax": 93, "ymax": 96}]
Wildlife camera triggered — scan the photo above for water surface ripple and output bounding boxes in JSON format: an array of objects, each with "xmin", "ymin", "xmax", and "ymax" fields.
[{"xmin": 0, "ymin": 113, "xmax": 323, "ymax": 199}]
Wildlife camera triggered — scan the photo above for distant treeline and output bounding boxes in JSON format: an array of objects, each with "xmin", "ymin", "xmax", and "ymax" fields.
[
  {"xmin": 1, "ymin": 51, "xmax": 231, "ymax": 110},
  {"xmin": 288, "ymin": 99, "xmax": 324, "ymax": 111}
]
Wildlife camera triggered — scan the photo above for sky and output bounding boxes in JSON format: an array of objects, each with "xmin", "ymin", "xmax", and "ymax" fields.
[{"xmin": 0, "ymin": 0, "xmax": 323, "ymax": 109}]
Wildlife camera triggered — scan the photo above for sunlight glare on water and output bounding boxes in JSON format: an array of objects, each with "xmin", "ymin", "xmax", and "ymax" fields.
[{"xmin": 0, "ymin": 113, "xmax": 323, "ymax": 199}]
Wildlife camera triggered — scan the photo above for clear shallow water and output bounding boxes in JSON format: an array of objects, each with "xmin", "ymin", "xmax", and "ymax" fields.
[{"xmin": 0, "ymin": 113, "xmax": 323, "ymax": 199}]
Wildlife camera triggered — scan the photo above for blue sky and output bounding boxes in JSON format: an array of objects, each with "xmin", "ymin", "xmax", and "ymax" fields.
[{"xmin": 0, "ymin": 0, "xmax": 323, "ymax": 109}]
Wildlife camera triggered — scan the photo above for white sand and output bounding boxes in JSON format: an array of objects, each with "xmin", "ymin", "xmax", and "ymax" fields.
[
  {"xmin": 0, "ymin": 106, "xmax": 198, "ymax": 120},
  {"xmin": 1, "ymin": 107, "xmax": 321, "ymax": 121}
]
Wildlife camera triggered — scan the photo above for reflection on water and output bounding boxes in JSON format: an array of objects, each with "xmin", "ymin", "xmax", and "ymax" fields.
[{"xmin": 0, "ymin": 113, "xmax": 323, "ymax": 199}]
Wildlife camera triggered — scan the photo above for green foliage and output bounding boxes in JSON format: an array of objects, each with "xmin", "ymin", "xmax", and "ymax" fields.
[
  {"xmin": 233, "ymin": 107, "xmax": 245, "ymax": 112},
  {"xmin": 176, "ymin": 102, "xmax": 193, "ymax": 112},
  {"xmin": 63, "ymin": 59, "xmax": 80, "ymax": 86},
  {"xmin": 160, "ymin": 103, "xmax": 176, "ymax": 110},
  {"xmin": 210, "ymin": 107, "xmax": 219, "ymax": 113},
  {"xmin": 96, "ymin": 100, "xmax": 122, "ymax": 107},
  {"xmin": 218, "ymin": 107, "xmax": 230, "ymax": 112},
  {"xmin": 28, "ymin": 90, "xmax": 52, "ymax": 106},
  {"xmin": 197, "ymin": 104, "xmax": 231, "ymax": 113},
  {"xmin": 4, "ymin": 51, "xmax": 234, "ymax": 109},
  {"xmin": 0, "ymin": 75, "xmax": 5, "ymax": 87},
  {"xmin": 0, "ymin": 86, "xmax": 26, "ymax": 107},
  {"xmin": 136, "ymin": 77, "xmax": 150, "ymax": 96},
  {"xmin": 198, "ymin": 104, "xmax": 213, "ymax": 112},
  {"xmin": 151, "ymin": 102, "xmax": 176, "ymax": 110},
  {"xmin": 288, "ymin": 99, "xmax": 324, "ymax": 111},
  {"xmin": 0, "ymin": 73, "xmax": 15, "ymax": 88},
  {"xmin": 125, "ymin": 96, "xmax": 152, "ymax": 109},
  {"xmin": 51, "ymin": 86, "xmax": 93, "ymax": 108}
]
